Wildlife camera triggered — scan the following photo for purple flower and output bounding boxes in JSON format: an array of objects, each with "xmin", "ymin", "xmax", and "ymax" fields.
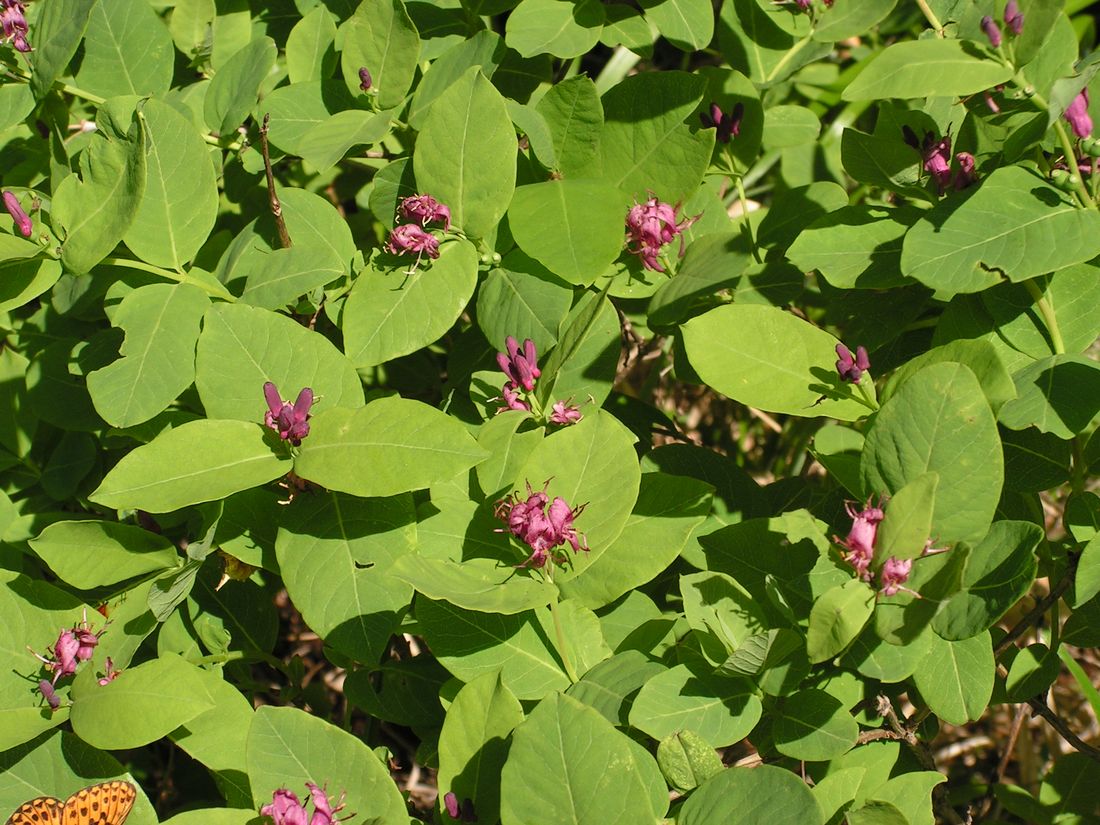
[
  {"xmin": 835, "ymin": 498, "xmax": 885, "ymax": 581},
  {"xmin": 3, "ymin": 191, "xmax": 31, "ymax": 237},
  {"xmin": 262, "ymin": 789, "xmax": 309, "ymax": 825},
  {"xmin": 1065, "ymin": 90, "xmax": 1092, "ymax": 140},
  {"xmin": 549, "ymin": 399, "xmax": 582, "ymax": 425},
  {"xmin": 263, "ymin": 382, "xmax": 313, "ymax": 446},
  {"xmin": 835, "ymin": 343, "xmax": 870, "ymax": 383},
  {"xmin": 953, "ymin": 152, "xmax": 977, "ymax": 190},
  {"xmin": 358, "ymin": 67, "xmax": 372, "ymax": 92},
  {"xmin": 921, "ymin": 132, "xmax": 953, "ymax": 192},
  {"xmin": 980, "ymin": 15, "xmax": 1002, "ymax": 47},
  {"xmin": 398, "ymin": 194, "xmax": 451, "ymax": 230},
  {"xmin": 97, "ymin": 657, "xmax": 121, "ymax": 686},
  {"xmin": 625, "ymin": 196, "xmax": 699, "ymax": 272},
  {"xmin": 0, "ymin": 0, "xmax": 31, "ymax": 52},
  {"xmin": 443, "ymin": 793, "xmax": 477, "ymax": 822},
  {"xmin": 38, "ymin": 679, "xmax": 60, "ymax": 711},
  {"xmin": 385, "ymin": 223, "xmax": 440, "ymax": 265},
  {"xmin": 1004, "ymin": 0, "xmax": 1024, "ymax": 35},
  {"xmin": 880, "ymin": 557, "xmax": 913, "ymax": 596},
  {"xmin": 495, "ymin": 482, "xmax": 588, "ymax": 569},
  {"xmin": 699, "ymin": 101, "xmax": 744, "ymax": 144},
  {"xmin": 983, "ymin": 90, "xmax": 1001, "ymax": 114},
  {"xmin": 305, "ymin": 783, "xmax": 346, "ymax": 825},
  {"xmin": 498, "ymin": 383, "xmax": 530, "ymax": 413},
  {"xmin": 497, "ymin": 336, "xmax": 540, "ymax": 393}
]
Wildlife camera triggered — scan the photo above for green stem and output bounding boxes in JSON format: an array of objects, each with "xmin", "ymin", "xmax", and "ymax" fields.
[
  {"xmin": 1022, "ymin": 278, "xmax": 1065, "ymax": 355},
  {"xmin": 856, "ymin": 379, "xmax": 879, "ymax": 412},
  {"xmin": 764, "ymin": 33, "xmax": 813, "ymax": 85},
  {"xmin": 1052, "ymin": 120, "xmax": 1097, "ymax": 209},
  {"xmin": 188, "ymin": 650, "xmax": 247, "ymax": 666},
  {"xmin": 101, "ymin": 256, "xmax": 236, "ymax": 302},
  {"xmin": 548, "ymin": 589, "xmax": 579, "ymax": 684},
  {"xmin": 914, "ymin": 0, "xmax": 946, "ymax": 36},
  {"xmin": 725, "ymin": 147, "xmax": 762, "ymax": 264}
]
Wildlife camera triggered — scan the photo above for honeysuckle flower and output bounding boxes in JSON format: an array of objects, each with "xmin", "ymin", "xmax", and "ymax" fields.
[
  {"xmin": 497, "ymin": 336, "xmax": 540, "ymax": 392},
  {"xmin": 398, "ymin": 194, "xmax": 451, "ymax": 230},
  {"xmin": 38, "ymin": 679, "xmax": 60, "ymax": 710},
  {"xmin": 835, "ymin": 343, "xmax": 870, "ymax": 383},
  {"xmin": 1004, "ymin": 0, "xmax": 1023, "ymax": 35},
  {"xmin": 953, "ymin": 152, "xmax": 978, "ymax": 189},
  {"xmin": 1065, "ymin": 90, "xmax": 1092, "ymax": 140},
  {"xmin": 305, "ymin": 783, "xmax": 346, "ymax": 825},
  {"xmin": 980, "ymin": 15, "xmax": 1002, "ymax": 47},
  {"xmin": 358, "ymin": 67, "xmax": 372, "ymax": 91},
  {"xmin": 385, "ymin": 222, "xmax": 440, "ymax": 264},
  {"xmin": 97, "ymin": 657, "xmax": 121, "ymax": 686},
  {"xmin": 625, "ymin": 196, "xmax": 699, "ymax": 272},
  {"xmin": 880, "ymin": 557, "xmax": 914, "ymax": 597},
  {"xmin": 443, "ymin": 792, "xmax": 477, "ymax": 822},
  {"xmin": 261, "ymin": 789, "xmax": 309, "ymax": 825},
  {"xmin": 263, "ymin": 382, "xmax": 313, "ymax": 446},
  {"xmin": 699, "ymin": 101, "xmax": 744, "ymax": 144},
  {"xmin": 3, "ymin": 190, "xmax": 31, "ymax": 237},
  {"xmin": 0, "ymin": 0, "xmax": 31, "ymax": 52},
  {"xmin": 921, "ymin": 133, "xmax": 953, "ymax": 192},
  {"xmin": 499, "ymin": 383, "xmax": 530, "ymax": 412},
  {"xmin": 495, "ymin": 481, "xmax": 588, "ymax": 569},
  {"xmin": 835, "ymin": 498, "xmax": 885, "ymax": 581},
  {"xmin": 549, "ymin": 399, "xmax": 582, "ymax": 425},
  {"xmin": 30, "ymin": 610, "xmax": 105, "ymax": 688}
]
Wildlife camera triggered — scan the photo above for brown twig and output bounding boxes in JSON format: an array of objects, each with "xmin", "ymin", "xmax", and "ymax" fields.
[
  {"xmin": 994, "ymin": 566, "xmax": 1074, "ymax": 657},
  {"xmin": 259, "ymin": 113, "xmax": 292, "ymax": 249},
  {"xmin": 1027, "ymin": 694, "xmax": 1100, "ymax": 762},
  {"xmin": 977, "ymin": 704, "xmax": 1030, "ymax": 820}
]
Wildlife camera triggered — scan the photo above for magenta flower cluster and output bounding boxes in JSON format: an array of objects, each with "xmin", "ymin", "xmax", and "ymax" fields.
[
  {"xmin": 385, "ymin": 194, "xmax": 451, "ymax": 269},
  {"xmin": 904, "ymin": 129, "xmax": 978, "ymax": 193},
  {"xmin": 835, "ymin": 498, "xmax": 920, "ymax": 597},
  {"xmin": 495, "ymin": 481, "xmax": 588, "ymax": 569},
  {"xmin": 1, "ymin": 0, "xmax": 31, "ymax": 53},
  {"xmin": 624, "ymin": 196, "xmax": 698, "ymax": 272},
  {"xmin": 262, "ymin": 783, "xmax": 347, "ymax": 825},
  {"xmin": 495, "ymin": 336, "xmax": 582, "ymax": 424},
  {"xmin": 981, "ymin": 0, "xmax": 1024, "ymax": 48},
  {"xmin": 264, "ymin": 382, "xmax": 314, "ymax": 446},
  {"xmin": 835, "ymin": 343, "xmax": 870, "ymax": 384},
  {"xmin": 699, "ymin": 101, "xmax": 744, "ymax": 144},
  {"xmin": 31, "ymin": 611, "xmax": 104, "ymax": 710}
]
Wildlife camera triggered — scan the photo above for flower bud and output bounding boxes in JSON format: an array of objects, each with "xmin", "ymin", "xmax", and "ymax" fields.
[
  {"xmin": 3, "ymin": 190, "xmax": 31, "ymax": 237},
  {"xmin": 980, "ymin": 16, "xmax": 1002, "ymax": 48},
  {"xmin": 358, "ymin": 67, "xmax": 372, "ymax": 92}
]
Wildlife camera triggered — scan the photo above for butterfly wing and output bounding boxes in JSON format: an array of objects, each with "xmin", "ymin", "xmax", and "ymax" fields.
[
  {"xmin": 60, "ymin": 783, "xmax": 136, "ymax": 825},
  {"xmin": 5, "ymin": 797, "xmax": 63, "ymax": 825}
]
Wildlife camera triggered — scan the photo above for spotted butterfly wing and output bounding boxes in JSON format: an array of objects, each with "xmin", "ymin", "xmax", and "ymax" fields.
[{"xmin": 6, "ymin": 783, "xmax": 136, "ymax": 825}]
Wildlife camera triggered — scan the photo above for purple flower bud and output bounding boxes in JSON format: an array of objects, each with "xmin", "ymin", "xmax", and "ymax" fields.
[
  {"xmin": 953, "ymin": 152, "xmax": 978, "ymax": 190},
  {"xmin": 918, "ymin": 132, "xmax": 953, "ymax": 193},
  {"xmin": 625, "ymin": 196, "xmax": 699, "ymax": 272},
  {"xmin": 385, "ymin": 223, "xmax": 440, "ymax": 263},
  {"xmin": 444, "ymin": 793, "xmax": 460, "ymax": 818},
  {"xmin": 73, "ymin": 627, "xmax": 100, "ymax": 661},
  {"xmin": 498, "ymin": 383, "xmax": 530, "ymax": 412},
  {"xmin": 442, "ymin": 793, "xmax": 476, "ymax": 822},
  {"xmin": 496, "ymin": 336, "xmax": 540, "ymax": 393},
  {"xmin": 0, "ymin": 0, "xmax": 31, "ymax": 53},
  {"xmin": 835, "ymin": 343, "xmax": 870, "ymax": 383},
  {"xmin": 97, "ymin": 657, "xmax": 121, "ymax": 686},
  {"xmin": 263, "ymin": 382, "xmax": 314, "ymax": 446},
  {"xmin": 980, "ymin": 15, "xmax": 1002, "ymax": 48},
  {"xmin": 1003, "ymin": 0, "xmax": 1023, "ymax": 35},
  {"xmin": 398, "ymin": 194, "xmax": 451, "ymax": 230},
  {"xmin": 549, "ymin": 399, "xmax": 582, "ymax": 425},
  {"xmin": 880, "ymin": 556, "xmax": 913, "ymax": 596},
  {"xmin": 358, "ymin": 67, "xmax": 372, "ymax": 92},
  {"xmin": 699, "ymin": 101, "xmax": 744, "ymax": 144},
  {"xmin": 38, "ymin": 679, "xmax": 60, "ymax": 710},
  {"xmin": 1065, "ymin": 89, "xmax": 1092, "ymax": 140},
  {"xmin": 3, "ymin": 190, "xmax": 31, "ymax": 237}
]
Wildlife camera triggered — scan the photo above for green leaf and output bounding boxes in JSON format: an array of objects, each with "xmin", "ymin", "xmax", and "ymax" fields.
[
  {"xmin": 630, "ymin": 664, "xmax": 762, "ymax": 746},
  {"xmin": 679, "ymin": 764, "xmax": 824, "ymax": 825},
  {"xmin": 53, "ymin": 120, "xmax": 146, "ymax": 274},
  {"xmin": 505, "ymin": 0, "xmax": 605, "ymax": 58},
  {"xmin": 30, "ymin": 0, "xmax": 99, "ymax": 98},
  {"xmin": 535, "ymin": 74, "xmax": 603, "ymax": 175},
  {"xmin": 508, "ymin": 179, "xmax": 626, "ymax": 286},
  {"xmin": 841, "ymin": 625, "xmax": 933, "ymax": 683},
  {"xmin": 437, "ymin": 671, "xmax": 524, "ymax": 825},
  {"xmin": 0, "ymin": 257, "xmax": 64, "ymax": 315},
  {"xmin": 716, "ymin": 0, "xmax": 831, "ymax": 86},
  {"xmin": 787, "ymin": 205, "xmax": 918, "ymax": 290},
  {"xmin": 597, "ymin": 71, "xmax": 713, "ymax": 202},
  {"xmin": 999, "ymin": 355, "xmax": 1100, "ymax": 439},
  {"xmin": 239, "ymin": 246, "xmax": 343, "ymax": 310},
  {"xmin": 298, "ymin": 109, "xmax": 393, "ymax": 173},
  {"xmin": 342, "ymin": 240, "xmax": 478, "ymax": 367},
  {"xmin": 390, "ymin": 555, "xmax": 557, "ymax": 614},
  {"xmin": 861, "ymin": 362, "xmax": 1003, "ymax": 544},
  {"xmin": 566, "ymin": 650, "xmax": 668, "ymax": 723},
  {"xmin": 29, "ymin": 521, "xmax": 178, "ymax": 589},
  {"xmin": 90, "ymin": 420, "xmax": 291, "ymax": 513},
  {"xmin": 842, "ymin": 39, "xmax": 1014, "ymax": 101},
  {"xmin": 640, "ymin": 0, "xmax": 713, "ymax": 50},
  {"xmin": 409, "ymin": 30, "xmax": 505, "ymax": 130},
  {"xmin": 1075, "ymin": 534, "xmax": 1100, "ymax": 608},
  {"xmin": 774, "ymin": 688, "xmax": 859, "ymax": 761},
  {"xmin": 247, "ymin": 706, "xmax": 409, "ymax": 825},
  {"xmin": 682, "ymin": 304, "xmax": 873, "ymax": 421},
  {"xmin": 537, "ymin": 289, "xmax": 620, "ymax": 408},
  {"xmin": 123, "ymin": 100, "xmax": 219, "ymax": 269},
  {"xmin": 167, "ymin": 661, "xmax": 254, "ymax": 785},
  {"xmin": 1005, "ymin": 642, "xmax": 1060, "ymax": 701},
  {"xmin": 807, "ymin": 580, "xmax": 875, "ymax": 663},
  {"xmin": 293, "ymin": 397, "xmax": 488, "ymax": 497},
  {"xmin": 846, "ymin": 802, "xmax": 909, "ymax": 825},
  {"xmin": 75, "ymin": 0, "xmax": 174, "ymax": 98},
  {"xmin": 286, "ymin": 5, "xmax": 338, "ymax": 84},
  {"xmin": 875, "ymin": 472, "xmax": 938, "ymax": 563},
  {"xmin": 680, "ymin": 570, "xmax": 767, "ymax": 654},
  {"xmin": 475, "ymin": 409, "xmax": 545, "ymax": 497},
  {"xmin": 476, "ymin": 257, "xmax": 573, "ymax": 356},
  {"xmin": 69, "ymin": 653, "xmax": 215, "ymax": 748},
  {"xmin": 203, "ymin": 37, "xmax": 277, "ymax": 134},
  {"xmin": 901, "ymin": 167, "xmax": 1100, "ymax": 297},
  {"xmin": 259, "ymin": 81, "xmax": 358, "ymax": 155},
  {"xmin": 414, "ymin": 69, "xmax": 516, "ymax": 239},
  {"xmin": 339, "ymin": 0, "xmax": 420, "ymax": 109},
  {"xmin": 86, "ymin": 284, "xmax": 209, "ymax": 428},
  {"xmin": 195, "ymin": 302, "xmax": 363, "ymax": 421},
  {"xmin": 812, "ymin": 0, "xmax": 897, "ymax": 42},
  {"xmin": 648, "ymin": 231, "xmax": 752, "ymax": 328},
  {"xmin": 501, "ymin": 693, "xmax": 667, "ymax": 824},
  {"xmin": 656, "ymin": 729, "xmax": 724, "ymax": 792},
  {"xmin": 882, "ymin": 340, "xmax": 1016, "ymax": 414},
  {"xmin": 911, "ymin": 631, "xmax": 994, "ymax": 725}
]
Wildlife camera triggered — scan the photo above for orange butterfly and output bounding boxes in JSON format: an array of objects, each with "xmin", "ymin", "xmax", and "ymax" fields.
[{"xmin": 4, "ymin": 782, "xmax": 136, "ymax": 825}]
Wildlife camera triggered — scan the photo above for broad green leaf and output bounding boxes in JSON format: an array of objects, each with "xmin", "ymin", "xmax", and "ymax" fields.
[
  {"xmin": 408, "ymin": 30, "xmax": 506, "ymax": 130},
  {"xmin": 862, "ymin": 363, "xmax": 1003, "ymax": 544},
  {"xmin": 566, "ymin": 650, "xmax": 668, "ymax": 723},
  {"xmin": 682, "ymin": 304, "xmax": 873, "ymax": 420},
  {"xmin": 53, "ymin": 120, "xmax": 146, "ymax": 274},
  {"xmin": 195, "ymin": 302, "xmax": 363, "ymax": 421},
  {"xmin": 259, "ymin": 81, "xmax": 359, "ymax": 156},
  {"xmin": 761, "ymin": 104, "xmax": 821, "ymax": 150},
  {"xmin": 239, "ymin": 245, "xmax": 344, "ymax": 310},
  {"xmin": 203, "ymin": 37, "xmax": 277, "ymax": 134},
  {"xmin": 679, "ymin": 764, "xmax": 824, "ymax": 825},
  {"xmin": 476, "ymin": 257, "xmax": 574, "ymax": 355},
  {"xmin": 630, "ymin": 665, "xmax": 761, "ymax": 746},
  {"xmin": 680, "ymin": 570, "xmax": 768, "ymax": 654},
  {"xmin": 30, "ymin": 0, "xmax": 99, "ymax": 98},
  {"xmin": 1005, "ymin": 642, "xmax": 1060, "ymax": 701},
  {"xmin": 507, "ymin": 179, "xmax": 627, "ymax": 286},
  {"xmin": 29, "ymin": 521, "xmax": 178, "ymax": 589},
  {"xmin": 501, "ymin": 693, "xmax": 667, "ymax": 825},
  {"xmin": 414, "ymin": 69, "xmax": 516, "ymax": 239},
  {"xmin": 339, "ymin": 0, "xmax": 420, "ymax": 109},
  {"xmin": 390, "ymin": 555, "xmax": 557, "ymax": 614},
  {"xmin": 167, "ymin": 661, "xmax": 254, "ymax": 788},
  {"xmin": 69, "ymin": 653, "xmax": 214, "ymax": 748},
  {"xmin": 812, "ymin": 0, "xmax": 897, "ymax": 41},
  {"xmin": 297, "ymin": 109, "xmax": 393, "ymax": 173},
  {"xmin": 911, "ymin": 632, "xmax": 994, "ymax": 725},
  {"xmin": 76, "ymin": 0, "xmax": 174, "ymax": 98},
  {"xmin": 505, "ymin": 0, "xmax": 605, "ymax": 58},
  {"xmin": 537, "ymin": 289, "xmax": 620, "ymax": 408},
  {"xmin": 87, "ymin": 284, "xmax": 209, "ymax": 428},
  {"xmin": 535, "ymin": 75, "xmax": 603, "ymax": 175},
  {"xmin": 437, "ymin": 671, "xmax": 524, "ymax": 825},
  {"xmin": 123, "ymin": 99, "xmax": 218, "ymax": 270},
  {"xmin": 807, "ymin": 579, "xmax": 875, "ymax": 663},
  {"xmin": 475, "ymin": 409, "xmax": 545, "ymax": 497},
  {"xmin": 656, "ymin": 729, "xmax": 724, "ymax": 792},
  {"xmin": 998, "ymin": 355, "xmax": 1100, "ymax": 438},
  {"xmin": 716, "ymin": 0, "xmax": 831, "ymax": 86},
  {"xmin": 842, "ymin": 39, "xmax": 1014, "ymax": 101},
  {"xmin": 874, "ymin": 473, "xmax": 938, "ymax": 564},
  {"xmin": 933, "ymin": 521, "xmax": 1041, "ymax": 640},
  {"xmin": 247, "ymin": 707, "xmax": 408, "ymax": 825},
  {"xmin": 756, "ymin": 181, "xmax": 849, "ymax": 253},
  {"xmin": 276, "ymin": 491, "xmax": 415, "ymax": 665},
  {"xmin": 90, "ymin": 420, "xmax": 291, "ymax": 513},
  {"xmin": 873, "ymin": 542, "xmax": 969, "ymax": 645},
  {"xmin": 787, "ymin": 205, "xmax": 918, "ymax": 290},
  {"xmin": 774, "ymin": 688, "xmax": 859, "ymax": 761},
  {"xmin": 901, "ymin": 167, "xmax": 1100, "ymax": 296},
  {"xmin": 597, "ymin": 71, "xmax": 713, "ymax": 202},
  {"xmin": 1076, "ymin": 534, "xmax": 1100, "ymax": 608},
  {"xmin": 0, "ymin": 258, "xmax": 64, "ymax": 314},
  {"xmin": 846, "ymin": 802, "xmax": 909, "ymax": 825},
  {"xmin": 648, "ymin": 231, "xmax": 752, "ymax": 328},
  {"xmin": 286, "ymin": 5, "xmax": 338, "ymax": 84},
  {"xmin": 641, "ymin": 0, "xmax": 712, "ymax": 50},
  {"xmin": 342, "ymin": 240, "xmax": 478, "ymax": 367},
  {"xmin": 867, "ymin": 772, "xmax": 946, "ymax": 825},
  {"xmin": 882, "ymin": 340, "xmax": 1016, "ymax": 414},
  {"xmin": 841, "ymin": 624, "xmax": 933, "ymax": 683},
  {"xmin": 167, "ymin": 0, "xmax": 215, "ymax": 60},
  {"xmin": 1038, "ymin": 752, "xmax": 1100, "ymax": 821},
  {"xmin": 293, "ymin": 397, "xmax": 488, "ymax": 497}
]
